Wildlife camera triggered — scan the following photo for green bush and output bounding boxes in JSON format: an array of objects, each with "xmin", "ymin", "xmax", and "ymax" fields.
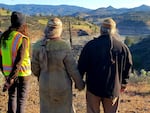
[
  {"xmin": 124, "ymin": 37, "xmax": 134, "ymax": 47},
  {"xmin": 129, "ymin": 70, "xmax": 150, "ymax": 84}
]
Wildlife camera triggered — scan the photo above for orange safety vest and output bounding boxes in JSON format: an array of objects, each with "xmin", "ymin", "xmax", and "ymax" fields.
[{"xmin": 0, "ymin": 31, "xmax": 31, "ymax": 76}]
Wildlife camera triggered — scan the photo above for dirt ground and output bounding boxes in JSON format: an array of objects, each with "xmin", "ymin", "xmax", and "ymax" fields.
[{"xmin": 0, "ymin": 76, "xmax": 150, "ymax": 113}]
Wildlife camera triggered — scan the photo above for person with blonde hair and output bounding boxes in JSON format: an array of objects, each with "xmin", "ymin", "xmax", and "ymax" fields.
[
  {"xmin": 31, "ymin": 17, "xmax": 85, "ymax": 113},
  {"xmin": 0, "ymin": 11, "xmax": 31, "ymax": 113},
  {"xmin": 78, "ymin": 18, "xmax": 132, "ymax": 113}
]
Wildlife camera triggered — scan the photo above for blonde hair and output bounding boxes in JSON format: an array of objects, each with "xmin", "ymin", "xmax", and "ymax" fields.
[
  {"xmin": 101, "ymin": 18, "xmax": 117, "ymax": 35},
  {"xmin": 44, "ymin": 18, "xmax": 63, "ymax": 39}
]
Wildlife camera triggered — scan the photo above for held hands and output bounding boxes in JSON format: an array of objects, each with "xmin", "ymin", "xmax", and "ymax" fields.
[
  {"xmin": 120, "ymin": 84, "xmax": 127, "ymax": 92},
  {"xmin": 75, "ymin": 81, "xmax": 85, "ymax": 91}
]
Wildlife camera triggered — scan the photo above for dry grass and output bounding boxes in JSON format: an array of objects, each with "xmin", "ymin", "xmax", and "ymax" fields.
[{"xmin": 0, "ymin": 75, "xmax": 150, "ymax": 113}]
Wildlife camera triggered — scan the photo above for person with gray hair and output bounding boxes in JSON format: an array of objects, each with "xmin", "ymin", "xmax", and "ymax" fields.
[
  {"xmin": 31, "ymin": 17, "xmax": 85, "ymax": 113},
  {"xmin": 78, "ymin": 18, "xmax": 132, "ymax": 113}
]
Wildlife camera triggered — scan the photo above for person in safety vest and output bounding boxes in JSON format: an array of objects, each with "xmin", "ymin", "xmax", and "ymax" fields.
[
  {"xmin": 78, "ymin": 18, "xmax": 133, "ymax": 113},
  {"xmin": 0, "ymin": 11, "xmax": 31, "ymax": 113},
  {"xmin": 31, "ymin": 17, "xmax": 85, "ymax": 113}
]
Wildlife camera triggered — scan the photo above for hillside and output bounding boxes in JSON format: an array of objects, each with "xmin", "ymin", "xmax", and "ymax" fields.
[
  {"xmin": 0, "ymin": 4, "xmax": 91, "ymax": 16},
  {"xmin": 80, "ymin": 11, "xmax": 150, "ymax": 35},
  {"xmin": 1, "ymin": 4, "xmax": 150, "ymax": 35},
  {"xmin": 72, "ymin": 5, "xmax": 150, "ymax": 35},
  {"xmin": 130, "ymin": 36, "xmax": 150, "ymax": 71},
  {"xmin": 1, "ymin": 4, "xmax": 150, "ymax": 16},
  {"xmin": 115, "ymin": 11, "xmax": 150, "ymax": 35},
  {"xmin": 0, "ymin": 9, "xmax": 99, "ymax": 42}
]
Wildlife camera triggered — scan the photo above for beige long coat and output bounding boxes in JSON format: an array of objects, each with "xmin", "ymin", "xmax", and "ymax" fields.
[{"xmin": 31, "ymin": 39, "xmax": 84, "ymax": 113}]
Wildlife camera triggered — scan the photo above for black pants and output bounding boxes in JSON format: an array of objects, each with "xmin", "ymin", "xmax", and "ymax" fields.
[{"xmin": 7, "ymin": 76, "xmax": 30, "ymax": 113}]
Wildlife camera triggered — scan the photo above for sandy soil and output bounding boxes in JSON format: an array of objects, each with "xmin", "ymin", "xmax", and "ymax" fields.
[{"xmin": 0, "ymin": 76, "xmax": 150, "ymax": 113}]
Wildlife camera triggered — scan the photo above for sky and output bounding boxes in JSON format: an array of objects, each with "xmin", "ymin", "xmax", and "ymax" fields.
[{"xmin": 0, "ymin": 0, "xmax": 150, "ymax": 9}]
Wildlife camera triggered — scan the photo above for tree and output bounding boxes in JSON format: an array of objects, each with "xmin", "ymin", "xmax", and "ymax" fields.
[{"xmin": 124, "ymin": 36, "xmax": 134, "ymax": 47}]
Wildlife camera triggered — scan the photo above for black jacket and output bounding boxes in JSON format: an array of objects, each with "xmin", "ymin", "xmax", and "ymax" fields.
[{"xmin": 78, "ymin": 35, "xmax": 132, "ymax": 98}]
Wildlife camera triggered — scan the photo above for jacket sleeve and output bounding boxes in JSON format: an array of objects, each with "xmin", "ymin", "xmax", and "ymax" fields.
[
  {"xmin": 31, "ymin": 43, "xmax": 41, "ymax": 78},
  {"xmin": 78, "ymin": 44, "xmax": 89, "ymax": 79},
  {"xmin": 9, "ymin": 37, "xmax": 29, "ymax": 78},
  {"xmin": 63, "ymin": 49, "xmax": 85, "ymax": 90},
  {"xmin": 122, "ymin": 44, "xmax": 133, "ymax": 84}
]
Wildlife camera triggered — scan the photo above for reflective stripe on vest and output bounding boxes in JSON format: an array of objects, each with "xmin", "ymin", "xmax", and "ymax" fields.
[
  {"xmin": 12, "ymin": 33, "xmax": 22, "ymax": 62},
  {"xmin": 1, "ymin": 31, "xmax": 31, "ymax": 76}
]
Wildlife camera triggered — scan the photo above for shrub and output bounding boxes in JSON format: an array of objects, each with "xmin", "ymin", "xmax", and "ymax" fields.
[{"xmin": 129, "ymin": 70, "xmax": 150, "ymax": 84}]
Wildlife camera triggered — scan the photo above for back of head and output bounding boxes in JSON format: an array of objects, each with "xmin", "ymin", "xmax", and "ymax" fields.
[
  {"xmin": 100, "ymin": 18, "xmax": 118, "ymax": 64},
  {"xmin": 100, "ymin": 18, "xmax": 117, "ymax": 35},
  {"xmin": 0, "ymin": 11, "xmax": 27, "ymax": 44},
  {"xmin": 11, "ymin": 11, "xmax": 26, "ymax": 28},
  {"xmin": 44, "ymin": 17, "xmax": 63, "ymax": 39}
]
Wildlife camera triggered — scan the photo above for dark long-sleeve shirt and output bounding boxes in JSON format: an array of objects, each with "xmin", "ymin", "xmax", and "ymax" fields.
[{"xmin": 78, "ymin": 35, "xmax": 132, "ymax": 98}]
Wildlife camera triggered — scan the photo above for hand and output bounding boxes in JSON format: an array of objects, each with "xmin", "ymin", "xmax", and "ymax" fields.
[
  {"xmin": 75, "ymin": 81, "xmax": 85, "ymax": 91},
  {"xmin": 2, "ymin": 78, "xmax": 14, "ymax": 92},
  {"xmin": 5, "ymin": 76, "xmax": 9, "ymax": 81},
  {"xmin": 3, "ymin": 81, "xmax": 11, "ymax": 92},
  {"xmin": 120, "ymin": 84, "xmax": 126, "ymax": 92}
]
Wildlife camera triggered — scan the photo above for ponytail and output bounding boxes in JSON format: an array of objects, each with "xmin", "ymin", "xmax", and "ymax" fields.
[{"xmin": 0, "ymin": 27, "xmax": 12, "ymax": 48}]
